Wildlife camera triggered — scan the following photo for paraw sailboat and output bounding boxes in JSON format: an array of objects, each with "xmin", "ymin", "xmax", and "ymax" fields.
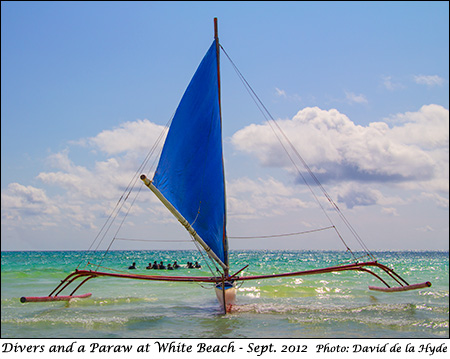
[{"xmin": 20, "ymin": 18, "xmax": 431, "ymax": 313}]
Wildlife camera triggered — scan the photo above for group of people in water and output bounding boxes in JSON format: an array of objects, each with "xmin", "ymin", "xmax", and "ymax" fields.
[{"xmin": 128, "ymin": 261, "xmax": 201, "ymax": 270}]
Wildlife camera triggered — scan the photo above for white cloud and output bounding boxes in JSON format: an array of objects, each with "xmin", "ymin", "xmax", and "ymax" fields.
[
  {"xmin": 2, "ymin": 120, "xmax": 168, "ymax": 234},
  {"xmin": 1, "ymin": 108, "xmax": 448, "ymax": 250},
  {"xmin": 345, "ymin": 91, "xmax": 368, "ymax": 104},
  {"xmin": 415, "ymin": 225, "xmax": 435, "ymax": 232},
  {"xmin": 80, "ymin": 119, "xmax": 167, "ymax": 156},
  {"xmin": 413, "ymin": 75, "xmax": 444, "ymax": 87},
  {"xmin": 231, "ymin": 105, "xmax": 449, "ymax": 209},
  {"xmin": 274, "ymin": 87, "xmax": 302, "ymax": 102},
  {"xmin": 1, "ymin": 183, "xmax": 58, "ymax": 217},
  {"xmin": 37, "ymin": 151, "xmax": 126, "ymax": 201},
  {"xmin": 1, "ymin": 181, "xmax": 105, "ymax": 232},
  {"xmin": 386, "ymin": 104, "xmax": 448, "ymax": 148},
  {"xmin": 381, "ymin": 207, "xmax": 399, "ymax": 216},
  {"xmin": 382, "ymin": 75, "xmax": 404, "ymax": 91},
  {"xmin": 336, "ymin": 185, "xmax": 381, "ymax": 209},
  {"xmin": 275, "ymin": 87, "xmax": 286, "ymax": 97},
  {"xmin": 1, "ymin": 182, "xmax": 68, "ymax": 233},
  {"xmin": 227, "ymin": 177, "xmax": 312, "ymax": 220},
  {"xmin": 418, "ymin": 192, "xmax": 449, "ymax": 209},
  {"xmin": 35, "ymin": 118, "xmax": 169, "ymax": 203}
]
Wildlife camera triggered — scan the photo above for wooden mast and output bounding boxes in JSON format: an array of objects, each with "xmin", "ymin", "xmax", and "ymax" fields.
[
  {"xmin": 214, "ymin": 17, "xmax": 232, "ymax": 314},
  {"xmin": 214, "ymin": 18, "xmax": 221, "ymax": 110},
  {"xmin": 214, "ymin": 17, "xmax": 230, "ymax": 278}
]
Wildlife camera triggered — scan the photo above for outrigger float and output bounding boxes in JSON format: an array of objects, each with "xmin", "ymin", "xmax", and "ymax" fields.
[{"xmin": 20, "ymin": 18, "xmax": 431, "ymax": 313}]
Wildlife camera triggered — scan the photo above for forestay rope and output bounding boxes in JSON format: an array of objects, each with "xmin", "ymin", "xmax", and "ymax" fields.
[{"xmin": 76, "ymin": 114, "xmax": 173, "ymax": 270}]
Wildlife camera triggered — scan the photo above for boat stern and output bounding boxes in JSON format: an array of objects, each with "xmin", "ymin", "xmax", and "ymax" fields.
[{"xmin": 215, "ymin": 281, "xmax": 236, "ymax": 313}]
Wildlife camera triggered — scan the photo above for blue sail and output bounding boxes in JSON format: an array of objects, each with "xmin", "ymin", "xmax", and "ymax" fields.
[{"xmin": 152, "ymin": 40, "xmax": 228, "ymax": 266}]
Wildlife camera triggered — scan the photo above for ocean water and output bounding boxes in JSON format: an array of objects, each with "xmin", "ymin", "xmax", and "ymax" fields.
[{"xmin": 1, "ymin": 250, "xmax": 448, "ymax": 339}]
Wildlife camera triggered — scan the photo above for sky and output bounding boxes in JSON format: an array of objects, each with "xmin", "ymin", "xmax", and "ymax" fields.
[{"xmin": 1, "ymin": 1, "xmax": 449, "ymax": 252}]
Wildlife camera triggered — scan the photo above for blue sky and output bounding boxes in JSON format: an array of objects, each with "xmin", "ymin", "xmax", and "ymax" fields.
[{"xmin": 1, "ymin": 1, "xmax": 448, "ymax": 252}]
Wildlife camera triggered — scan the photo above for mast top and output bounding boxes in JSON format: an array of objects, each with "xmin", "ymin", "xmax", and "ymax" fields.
[{"xmin": 214, "ymin": 17, "xmax": 218, "ymax": 41}]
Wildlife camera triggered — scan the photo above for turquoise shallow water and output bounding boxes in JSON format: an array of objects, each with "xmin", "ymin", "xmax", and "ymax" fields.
[{"xmin": 1, "ymin": 250, "xmax": 448, "ymax": 338}]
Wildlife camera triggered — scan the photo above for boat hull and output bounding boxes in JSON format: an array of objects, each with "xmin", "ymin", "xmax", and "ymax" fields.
[{"xmin": 215, "ymin": 281, "xmax": 236, "ymax": 312}]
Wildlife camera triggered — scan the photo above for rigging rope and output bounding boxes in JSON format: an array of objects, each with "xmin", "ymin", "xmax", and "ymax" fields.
[
  {"xmin": 114, "ymin": 238, "xmax": 192, "ymax": 243},
  {"xmin": 77, "ymin": 114, "xmax": 173, "ymax": 269},
  {"xmin": 229, "ymin": 226, "xmax": 335, "ymax": 239},
  {"xmin": 220, "ymin": 44, "xmax": 376, "ymax": 262},
  {"xmin": 188, "ymin": 231, "xmax": 223, "ymax": 278}
]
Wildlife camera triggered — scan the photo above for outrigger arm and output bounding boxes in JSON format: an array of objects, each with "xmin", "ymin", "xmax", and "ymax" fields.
[{"xmin": 20, "ymin": 261, "xmax": 431, "ymax": 303}]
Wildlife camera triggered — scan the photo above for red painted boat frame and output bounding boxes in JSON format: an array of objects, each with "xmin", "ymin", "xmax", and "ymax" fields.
[{"xmin": 19, "ymin": 261, "xmax": 431, "ymax": 303}]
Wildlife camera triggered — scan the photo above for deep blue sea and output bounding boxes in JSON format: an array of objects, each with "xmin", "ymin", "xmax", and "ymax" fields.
[{"xmin": 1, "ymin": 250, "xmax": 448, "ymax": 339}]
